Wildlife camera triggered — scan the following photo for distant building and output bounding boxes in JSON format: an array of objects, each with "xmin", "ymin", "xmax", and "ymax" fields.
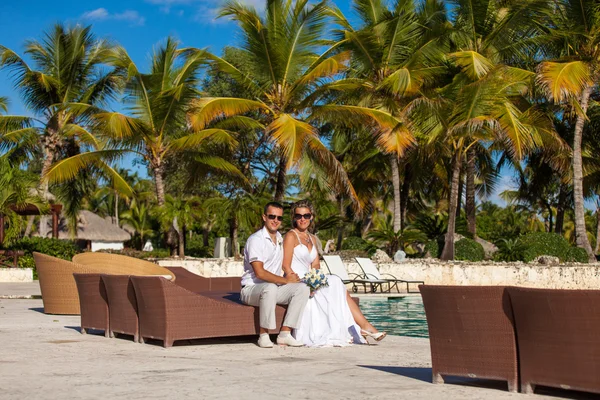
[{"xmin": 38, "ymin": 210, "xmax": 131, "ymax": 251}]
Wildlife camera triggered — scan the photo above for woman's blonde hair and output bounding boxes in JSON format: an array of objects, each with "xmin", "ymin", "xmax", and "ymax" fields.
[{"xmin": 290, "ymin": 199, "xmax": 315, "ymax": 231}]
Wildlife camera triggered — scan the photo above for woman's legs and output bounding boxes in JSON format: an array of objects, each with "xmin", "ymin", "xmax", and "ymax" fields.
[{"xmin": 345, "ymin": 291, "xmax": 380, "ymax": 333}]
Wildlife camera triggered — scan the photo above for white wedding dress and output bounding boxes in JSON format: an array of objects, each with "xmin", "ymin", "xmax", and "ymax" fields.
[{"xmin": 290, "ymin": 234, "xmax": 365, "ymax": 347}]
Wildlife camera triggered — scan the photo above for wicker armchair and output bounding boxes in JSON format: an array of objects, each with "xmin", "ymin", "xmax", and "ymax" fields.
[
  {"xmin": 508, "ymin": 287, "xmax": 600, "ymax": 395},
  {"xmin": 101, "ymin": 275, "xmax": 141, "ymax": 342},
  {"xmin": 73, "ymin": 273, "xmax": 110, "ymax": 336},
  {"xmin": 130, "ymin": 276, "xmax": 286, "ymax": 348},
  {"xmin": 73, "ymin": 253, "xmax": 176, "ymax": 281},
  {"xmin": 165, "ymin": 267, "xmax": 241, "ymax": 292},
  {"xmin": 419, "ymin": 285, "xmax": 518, "ymax": 392}
]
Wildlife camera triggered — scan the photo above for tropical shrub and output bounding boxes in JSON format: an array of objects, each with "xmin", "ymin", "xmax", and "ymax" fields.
[
  {"xmin": 520, "ymin": 232, "xmax": 588, "ymax": 263},
  {"xmin": 6, "ymin": 238, "xmax": 80, "ymax": 278},
  {"xmin": 455, "ymin": 238, "xmax": 485, "ymax": 262},
  {"xmin": 424, "ymin": 239, "xmax": 442, "ymax": 258},
  {"xmin": 342, "ymin": 236, "xmax": 369, "ymax": 251},
  {"xmin": 494, "ymin": 238, "xmax": 525, "ymax": 262},
  {"xmin": 186, "ymin": 234, "xmax": 214, "ymax": 258}
]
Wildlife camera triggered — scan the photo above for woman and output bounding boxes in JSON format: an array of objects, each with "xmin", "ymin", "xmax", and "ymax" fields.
[{"xmin": 282, "ymin": 199, "xmax": 386, "ymax": 347}]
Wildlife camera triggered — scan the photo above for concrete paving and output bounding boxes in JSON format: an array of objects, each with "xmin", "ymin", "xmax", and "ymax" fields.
[
  {"xmin": 0, "ymin": 299, "xmax": 595, "ymax": 399},
  {"xmin": 0, "ymin": 281, "xmax": 41, "ymax": 298}
]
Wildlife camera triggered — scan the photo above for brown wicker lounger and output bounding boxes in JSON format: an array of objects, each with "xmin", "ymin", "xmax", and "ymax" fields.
[
  {"xmin": 73, "ymin": 273, "xmax": 110, "ymax": 337},
  {"xmin": 508, "ymin": 287, "xmax": 600, "ymax": 395},
  {"xmin": 165, "ymin": 267, "xmax": 241, "ymax": 292},
  {"xmin": 101, "ymin": 275, "xmax": 141, "ymax": 342},
  {"xmin": 73, "ymin": 253, "xmax": 176, "ymax": 280},
  {"xmin": 419, "ymin": 285, "xmax": 518, "ymax": 392},
  {"xmin": 130, "ymin": 276, "xmax": 286, "ymax": 348}
]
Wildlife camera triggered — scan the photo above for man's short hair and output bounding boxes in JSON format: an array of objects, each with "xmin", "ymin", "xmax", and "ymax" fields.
[{"xmin": 264, "ymin": 201, "xmax": 284, "ymax": 215}]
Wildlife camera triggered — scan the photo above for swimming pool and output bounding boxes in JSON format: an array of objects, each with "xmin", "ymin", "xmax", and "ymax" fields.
[{"xmin": 360, "ymin": 296, "xmax": 429, "ymax": 338}]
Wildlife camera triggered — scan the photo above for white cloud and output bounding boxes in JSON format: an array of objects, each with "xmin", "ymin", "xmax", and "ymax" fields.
[
  {"xmin": 145, "ymin": 0, "xmax": 264, "ymax": 22},
  {"xmin": 81, "ymin": 8, "xmax": 146, "ymax": 26}
]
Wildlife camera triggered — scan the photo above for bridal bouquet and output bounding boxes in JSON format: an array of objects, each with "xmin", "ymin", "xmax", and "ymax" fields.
[{"xmin": 303, "ymin": 269, "xmax": 328, "ymax": 294}]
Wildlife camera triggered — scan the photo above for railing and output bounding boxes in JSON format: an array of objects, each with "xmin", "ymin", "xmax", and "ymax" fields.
[{"xmin": 0, "ymin": 250, "xmax": 24, "ymax": 268}]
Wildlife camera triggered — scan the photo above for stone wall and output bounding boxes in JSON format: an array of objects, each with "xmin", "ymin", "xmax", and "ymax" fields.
[
  {"xmin": 0, "ymin": 268, "xmax": 33, "ymax": 282},
  {"xmin": 157, "ymin": 258, "xmax": 600, "ymax": 290}
]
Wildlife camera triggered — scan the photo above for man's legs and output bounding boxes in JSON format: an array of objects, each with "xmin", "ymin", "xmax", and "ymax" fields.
[
  {"xmin": 275, "ymin": 283, "xmax": 310, "ymax": 330},
  {"xmin": 241, "ymin": 283, "xmax": 278, "ymax": 332}
]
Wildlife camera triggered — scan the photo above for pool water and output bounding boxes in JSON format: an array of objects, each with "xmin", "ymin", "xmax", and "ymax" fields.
[{"xmin": 360, "ymin": 296, "xmax": 429, "ymax": 338}]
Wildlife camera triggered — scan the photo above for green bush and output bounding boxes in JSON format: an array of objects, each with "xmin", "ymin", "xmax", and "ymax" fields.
[
  {"xmin": 5, "ymin": 238, "xmax": 81, "ymax": 278},
  {"xmin": 566, "ymin": 247, "xmax": 589, "ymax": 263},
  {"xmin": 493, "ymin": 238, "xmax": 525, "ymax": 262},
  {"xmin": 98, "ymin": 248, "xmax": 171, "ymax": 259},
  {"xmin": 455, "ymin": 238, "xmax": 485, "ymax": 261},
  {"xmin": 520, "ymin": 232, "xmax": 588, "ymax": 263},
  {"xmin": 342, "ymin": 236, "xmax": 369, "ymax": 251},
  {"xmin": 424, "ymin": 239, "xmax": 441, "ymax": 258}
]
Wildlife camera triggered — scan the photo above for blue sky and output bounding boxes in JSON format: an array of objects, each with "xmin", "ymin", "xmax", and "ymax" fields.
[{"xmin": 0, "ymin": 0, "xmax": 519, "ymax": 205}]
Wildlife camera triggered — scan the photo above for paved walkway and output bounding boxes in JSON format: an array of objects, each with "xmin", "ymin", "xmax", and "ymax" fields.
[
  {"xmin": 0, "ymin": 282, "xmax": 40, "ymax": 298},
  {"xmin": 0, "ymin": 299, "xmax": 594, "ymax": 399}
]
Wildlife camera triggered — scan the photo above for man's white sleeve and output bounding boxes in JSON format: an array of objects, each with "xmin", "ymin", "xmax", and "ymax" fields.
[{"xmin": 245, "ymin": 236, "xmax": 264, "ymax": 264}]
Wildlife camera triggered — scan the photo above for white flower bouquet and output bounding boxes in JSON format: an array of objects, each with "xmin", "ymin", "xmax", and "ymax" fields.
[{"xmin": 303, "ymin": 269, "xmax": 328, "ymax": 294}]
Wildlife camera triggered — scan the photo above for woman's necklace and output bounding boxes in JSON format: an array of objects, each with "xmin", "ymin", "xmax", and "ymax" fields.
[{"xmin": 295, "ymin": 229, "xmax": 311, "ymax": 244}]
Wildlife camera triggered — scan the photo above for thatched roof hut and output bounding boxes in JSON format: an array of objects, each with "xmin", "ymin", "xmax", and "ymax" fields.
[{"xmin": 40, "ymin": 210, "xmax": 131, "ymax": 244}]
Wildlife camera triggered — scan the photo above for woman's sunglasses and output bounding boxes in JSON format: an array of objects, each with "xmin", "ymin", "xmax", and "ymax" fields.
[
  {"xmin": 266, "ymin": 214, "xmax": 284, "ymax": 221},
  {"xmin": 294, "ymin": 213, "xmax": 312, "ymax": 220}
]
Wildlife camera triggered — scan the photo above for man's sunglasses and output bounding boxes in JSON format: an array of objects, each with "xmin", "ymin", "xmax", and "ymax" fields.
[
  {"xmin": 294, "ymin": 213, "xmax": 312, "ymax": 220},
  {"xmin": 266, "ymin": 214, "xmax": 284, "ymax": 221}
]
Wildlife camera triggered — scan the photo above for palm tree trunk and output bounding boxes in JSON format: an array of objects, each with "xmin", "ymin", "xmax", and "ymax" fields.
[
  {"xmin": 230, "ymin": 214, "xmax": 239, "ymax": 259},
  {"xmin": 153, "ymin": 164, "xmax": 166, "ymax": 206},
  {"xmin": 172, "ymin": 216, "xmax": 184, "ymax": 257},
  {"xmin": 114, "ymin": 194, "xmax": 119, "ymax": 227},
  {"xmin": 572, "ymin": 86, "xmax": 596, "ymax": 262},
  {"xmin": 390, "ymin": 154, "xmax": 401, "ymax": 233},
  {"xmin": 595, "ymin": 207, "xmax": 600, "ymax": 255},
  {"xmin": 202, "ymin": 228, "xmax": 209, "ymax": 247},
  {"xmin": 544, "ymin": 202, "xmax": 553, "ymax": 233},
  {"xmin": 555, "ymin": 184, "xmax": 567, "ymax": 235},
  {"xmin": 466, "ymin": 148, "xmax": 476, "ymax": 237},
  {"xmin": 39, "ymin": 141, "xmax": 56, "ymax": 238},
  {"xmin": 400, "ymin": 164, "xmax": 411, "ymax": 231},
  {"xmin": 24, "ymin": 216, "xmax": 35, "ymax": 237},
  {"xmin": 336, "ymin": 195, "xmax": 345, "ymax": 251},
  {"xmin": 274, "ymin": 155, "xmax": 287, "ymax": 202},
  {"xmin": 441, "ymin": 153, "xmax": 462, "ymax": 261},
  {"xmin": 456, "ymin": 169, "xmax": 464, "ymax": 218}
]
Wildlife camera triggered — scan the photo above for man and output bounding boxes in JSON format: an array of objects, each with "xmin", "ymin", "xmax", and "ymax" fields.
[{"xmin": 241, "ymin": 202, "xmax": 309, "ymax": 348}]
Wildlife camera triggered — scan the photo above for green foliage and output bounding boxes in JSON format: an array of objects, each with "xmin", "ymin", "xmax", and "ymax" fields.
[
  {"xmin": 342, "ymin": 236, "xmax": 369, "ymax": 251},
  {"xmin": 6, "ymin": 238, "xmax": 80, "ymax": 278},
  {"xmin": 186, "ymin": 234, "xmax": 214, "ymax": 258},
  {"xmin": 455, "ymin": 238, "xmax": 485, "ymax": 262},
  {"xmin": 412, "ymin": 213, "xmax": 447, "ymax": 240},
  {"xmin": 425, "ymin": 239, "xmax": 442, "ymax": 258},
  {"xmin": 520, "ymin": 232, "xmax": 588, "ymax": 263},
  {"xmin": 493, "ymin": 238, "xmax": 525, "ymax": 262}
]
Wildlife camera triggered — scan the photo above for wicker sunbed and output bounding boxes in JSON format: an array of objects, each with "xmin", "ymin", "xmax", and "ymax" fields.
[
  {"xmin": 130, "ymin": 275, "xmax": 286, "ymax": 348},
  {"xmin": 419, "ymin": 285, "xmax": 518, "ymax": 392},
  {"xmin": 101, "ymin": 274, "xmax": 141, "ymax": 342},
  {"xmin": 73, "ymin": 253, "xmax": 176, "ymax": 281},
  {"xmin": 73, "ymin": 273, "xmax": 110, "ymax": 337},
  {"xmin": 164, "ymin": 267, "xmax": 241, "ymax": 292},
  {"xmin": 508, "ymin": 287, "xmax": 600, "ymax": 395}
]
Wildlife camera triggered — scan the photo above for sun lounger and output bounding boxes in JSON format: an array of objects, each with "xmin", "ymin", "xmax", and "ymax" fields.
[
  {"xmin": 130, "ymin": 275, "xmax": 287, "ymax": 348},
  {"xmin": 419, "ymin": 285, "xmax": 518, "ymax": 392},
  {"xmin": 101, "ymin": 274, "xmax": 141, "ymax": 342},
  {"xmin": 508, "ymin": 287, "xmax": 600, "ymax": 395},
  {"xmin": 73, "ymin": 273, "xmax": 110, "ymax": 337},
  {"xmin": 355, "ymin": 257, "xmax": 423, "ymax": 293},
  {"xmin": 322, "ymin": 255, "xmax": 371, "ymax": 293}
]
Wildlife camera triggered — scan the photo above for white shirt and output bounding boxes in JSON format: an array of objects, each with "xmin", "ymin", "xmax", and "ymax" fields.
[{"xmin": 241, "ymin": 226, "xmax": 283, "ymax": 286}]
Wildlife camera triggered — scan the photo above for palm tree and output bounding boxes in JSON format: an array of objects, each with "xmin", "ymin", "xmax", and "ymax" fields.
[
  {"xmin": 45, "ymin": 38, "xmax": 243, "ymax": 207},
  {"xmin": 424, "ymin": 0, "xmax": 556, "ymax": 260},
  {"xmin": 0, "ymin": 24, "xmax": 121, "ymax": 235},
  {"xmin": 535, "ymin": 0, "xmax": 600, "ymax": 262},
  {"xmin": 154, "ymin": 195, "xmax": 201, "ymax": 257},
  {"xmin": 121, "ymin": 200, "xmax": 153, "ymax": 250},
  {"xmin": 316, "ymin": 0, "xmax": 450, "ymax": 232},
  {"xmin": 193, "ymin": 0, "xmax": 356, "ymax": 204},
  {"xmin": 0, "ymin": 159, "xmax": 47, "ymax": 246}
]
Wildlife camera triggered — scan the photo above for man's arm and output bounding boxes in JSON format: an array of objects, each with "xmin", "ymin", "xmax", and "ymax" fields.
[{"xmin": 251, "ymin": 261, "xmax": 301, "ymax": 284}]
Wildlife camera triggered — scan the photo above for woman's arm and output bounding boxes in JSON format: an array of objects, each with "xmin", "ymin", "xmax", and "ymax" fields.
[
  {"xmin": 310, "ymin": 234, "xmax": 321, "ymax": 270},
  {"xmin": 282, "ymin": 232, "xmax": 297, "ymax": 276}
]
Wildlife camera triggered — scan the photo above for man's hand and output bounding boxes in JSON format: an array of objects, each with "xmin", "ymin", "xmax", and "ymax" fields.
[{"xmin": 284, "ymin": 272, "xmax": 301, "ymax": 283}]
